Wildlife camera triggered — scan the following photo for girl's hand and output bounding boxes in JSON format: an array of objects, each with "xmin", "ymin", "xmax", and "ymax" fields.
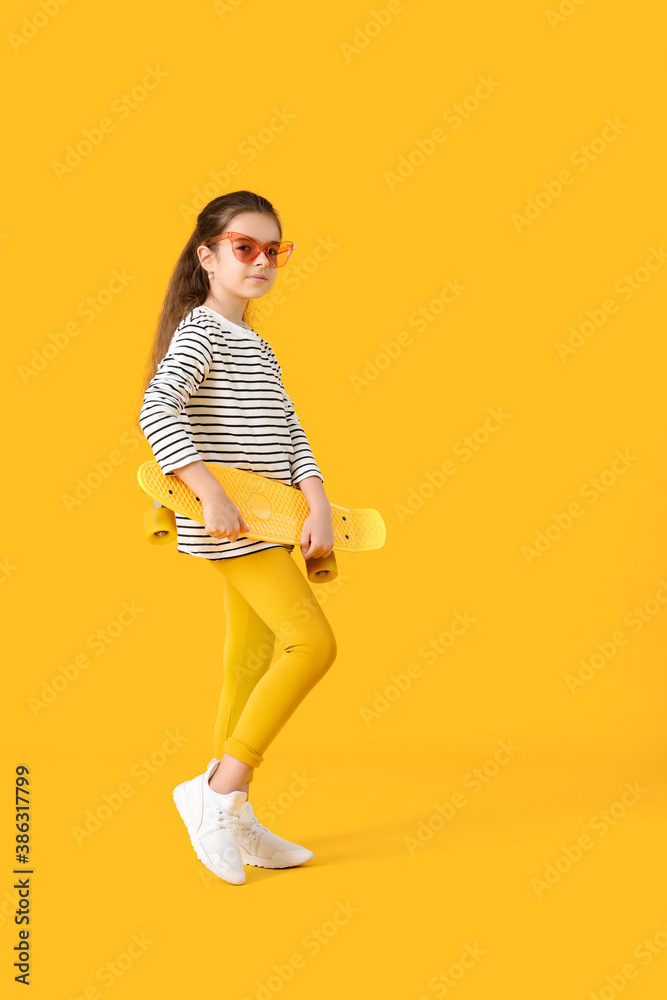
[
  {"xmin": 201, "ymin": 495, "xmax": 251, "ymax": 542},
  {"xmin": 299, "ymin": 507, "xmax": 335, "ymax": 559}
]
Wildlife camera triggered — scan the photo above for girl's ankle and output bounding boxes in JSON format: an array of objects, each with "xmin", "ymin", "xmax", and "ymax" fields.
[{"xmin": 208, "ymin": 775, "xmax": 248, "ymax": 796}]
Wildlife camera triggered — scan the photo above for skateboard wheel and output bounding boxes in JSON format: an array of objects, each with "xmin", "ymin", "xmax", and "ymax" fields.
[
  {"xmin": 306, "ymin": 552, "xmax": 338, "ymax": 583},
  {"xmin": 143, "ymin": 506, "xmax": 177, "ymax": 545}
]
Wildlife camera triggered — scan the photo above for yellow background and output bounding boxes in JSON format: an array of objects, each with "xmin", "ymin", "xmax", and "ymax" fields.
[{"xmin": 2, "ymin": 0, "xmax": 666, "ymax": 996}]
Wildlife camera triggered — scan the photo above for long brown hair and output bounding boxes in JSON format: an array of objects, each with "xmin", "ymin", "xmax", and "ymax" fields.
[{"xmin": 136, "ymin": 190, "xmax": 283, "ymax": 423}]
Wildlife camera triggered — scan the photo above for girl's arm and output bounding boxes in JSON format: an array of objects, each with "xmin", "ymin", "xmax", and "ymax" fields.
[
  {"xmin": 296, "ymin": 474, "xmax": 331, "ymax": 512},
  {"xmin": 266, "ymin": 344, "xmax": 325, "ymax": 487},
  {"xmin": 170, "ymin": 459, "xmax": 250, "ymax": 540},
  {"xmin": 170, "ymin": 459, "xmax": 231, "ymax": 502},
  {"xmin": 140, "ymin": 322, "xmax": 214, "ymax": 475},
  {"xmin": 296, "ymin": 475, "xmax": 334, "ymax": 558}
]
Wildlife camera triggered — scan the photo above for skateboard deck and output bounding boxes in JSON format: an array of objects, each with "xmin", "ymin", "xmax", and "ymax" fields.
[{"xmin": 137, "ymin": 460, "xmax": 385, "ymax": 582}]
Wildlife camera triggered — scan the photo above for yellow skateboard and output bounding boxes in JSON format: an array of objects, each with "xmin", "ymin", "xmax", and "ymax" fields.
[{"xmin": 137, "ymin": 460, "xmax": 386, "ymax": 583}]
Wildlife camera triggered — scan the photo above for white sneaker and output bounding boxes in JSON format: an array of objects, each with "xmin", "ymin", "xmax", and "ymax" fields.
[
  {"xmin": 203, "ymin": 758, "xmax": 314, "ymax": 868},
  {"xmin": 172, "ymin": 758, "xmax": 246, "ymax": 885},
  {"xmin": 236, "ymin": 800, "xmax": 315, "ymax": 869}
]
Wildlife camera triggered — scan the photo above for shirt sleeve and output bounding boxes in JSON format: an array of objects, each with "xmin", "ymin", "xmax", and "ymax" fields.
[
  {"xmin": 266, "ymin": 346, "xmax": 323, "ymax": 486},
  {"xmin": 139, "ymin": 321, "xmax": 214, "ymax": 475},
  {"xmin": 282, "ymin": 382, "xmax": 324, "ymax": 486}
]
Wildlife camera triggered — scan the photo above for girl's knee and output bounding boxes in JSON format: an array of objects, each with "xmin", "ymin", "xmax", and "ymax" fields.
[
  {"xmin": 282, "ymin": 620, "xmax": 337, "ymax": 673},
  {"xmin": 315, "ymin": 622, "xmax": 337, "ymax": 674},
  {"xmin": 320, "ymin": 627, "xmax": 337, "ymax": 668}
]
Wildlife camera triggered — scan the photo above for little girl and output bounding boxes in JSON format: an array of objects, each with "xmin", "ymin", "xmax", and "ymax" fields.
[{"xmin": 138, "ymin": 190, "xmax": 337, "ymax": 886}]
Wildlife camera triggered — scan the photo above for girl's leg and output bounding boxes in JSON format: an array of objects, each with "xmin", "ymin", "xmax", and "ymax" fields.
[
  {"xmin": 212, "ymin": 576, "xmax": 277, "ymax": 793},
  {"xmin": 206, "ymin": 546, "xmax": 337, "ymax": 793}
]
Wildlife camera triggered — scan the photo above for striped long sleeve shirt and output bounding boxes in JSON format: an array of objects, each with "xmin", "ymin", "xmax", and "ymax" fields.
[{"xmin": 139, "ymin": 304, "xmax": 323, "ymax": 560}]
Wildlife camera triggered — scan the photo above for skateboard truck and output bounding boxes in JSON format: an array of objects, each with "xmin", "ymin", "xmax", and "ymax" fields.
[{"xmin": 143, "ymin": 499, "xmax": 178, "ymax": 545}]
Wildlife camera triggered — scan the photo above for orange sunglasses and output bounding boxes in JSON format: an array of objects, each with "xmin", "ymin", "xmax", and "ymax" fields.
[{"xmin": 204, "ymin": 231, "xmax": 295, "ymax": 268}]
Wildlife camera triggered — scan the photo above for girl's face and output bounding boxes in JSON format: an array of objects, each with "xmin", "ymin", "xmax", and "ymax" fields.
[{"xmin": 200, "ymin": 211, "xmax": 282, "ymax": 302}]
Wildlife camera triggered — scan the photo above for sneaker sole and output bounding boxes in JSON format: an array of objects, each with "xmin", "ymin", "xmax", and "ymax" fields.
[
  {"xmin": 173, "ymin": 782, "xmax": 245, "ymax": 885},
  {"xmin": 240, "ymin": 850, "xmax": 314, "ymax": 869}
]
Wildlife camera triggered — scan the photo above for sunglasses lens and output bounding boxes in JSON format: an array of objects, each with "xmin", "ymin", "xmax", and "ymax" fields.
[
  {"xmin": 268, "ymin": 243, "xmax": 292, "ymax": 267},
  {"xmin": 230, "ymin": 237, "xmax": 259, "ymax": 262}
]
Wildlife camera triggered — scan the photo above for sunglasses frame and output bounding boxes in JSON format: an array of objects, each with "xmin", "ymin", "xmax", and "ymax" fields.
[{"xmin": 204, "ymin": 230, "xmax": 296, "ymax": 268}]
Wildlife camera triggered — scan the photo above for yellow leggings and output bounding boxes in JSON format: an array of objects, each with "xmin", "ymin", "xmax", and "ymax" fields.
[{"xmin": 206, "ymin": 545, "xmax": 337, "ymax": 782}]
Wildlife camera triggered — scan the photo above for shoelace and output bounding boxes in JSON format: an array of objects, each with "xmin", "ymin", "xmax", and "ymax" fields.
[
  {"xmin": 208, "ymin": 796, "xmax": 266, "ymax": 842},
  {"xmin": 215, "ymin": 806, "xmax": 241, "ymax": 834},
  {"xmin": 240, "ymin": 814, "xmax": 265, "ymax": 839}
]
